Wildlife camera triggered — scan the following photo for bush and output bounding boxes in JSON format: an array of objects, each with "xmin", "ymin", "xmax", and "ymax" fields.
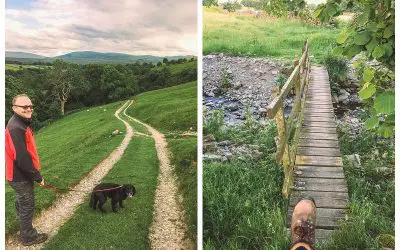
[
  {"xmin": 222, "ymin": 1, "xmax": 241, "ymax": 12},
  {"xmin": 324, "ymin": 54, "xmax": 349, "ymax": 84}
]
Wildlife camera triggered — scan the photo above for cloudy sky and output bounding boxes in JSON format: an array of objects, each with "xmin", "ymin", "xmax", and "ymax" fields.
[{"xmin": 6, "ymin": 0, "xmax": 197, "ymax": 57}]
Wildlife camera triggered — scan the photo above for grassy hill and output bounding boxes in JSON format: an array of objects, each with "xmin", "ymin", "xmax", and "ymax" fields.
[
  {"xmin": 6, "ymin": 50, "xmax": 196, "ymax": 65},
  {"xmin": 5, "ymin": 81, "xmax": 197, "ymax": 248},
  {"xmin": 127, "ymin": 81, "xmax": 197, "ymax": 133}
]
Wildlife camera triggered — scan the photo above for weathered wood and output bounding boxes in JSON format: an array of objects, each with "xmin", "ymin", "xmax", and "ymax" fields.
[
  {"xmin": 297, "ymin": 147, "xmax": 341, "ymax": 157},
  {"xmin": 304, "ymin": 113, "xmax": 335, "ymax": 119},
  {"xmin": 302, "ymin": 116, "xmax": 335, "ymax": 123},
  {"xmin": 288, "ymin": 207, "xmax": 347, "ymax": 229},
  {"xmin": 298, "ymin": 139, "xmax": 339, "ymax": 148},
  {"xmin": 300, "ymin": 132, "xmax": 338, "ymax": 140},
  {"xmin": 289, "ymin": 190, "xmax": 348, "ymax": 208},
  {"xmin": 292, "ymin": 177, "xmax": 348, "ymax": 192},
  {"xmin": 302, "ymin": 121, "xmax": 337, "ymax": 128},
  {"xmin": 296, "ymin": 155, "xmax": 343, "ymax": 166},
  {"xmin": 301, "ymin": 127, "xmax": 337, "ymax": 134}
]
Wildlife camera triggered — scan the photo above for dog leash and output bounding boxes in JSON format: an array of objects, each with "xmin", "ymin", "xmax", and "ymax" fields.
[{"xmin": 41, "ymin": 183, "xmax": 123, "ymax": 193}]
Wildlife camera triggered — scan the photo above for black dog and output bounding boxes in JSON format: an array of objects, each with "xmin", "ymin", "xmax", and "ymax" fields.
[{"xmin": 89, "ymin": 183, "xmax": 135, "ymax": 213}]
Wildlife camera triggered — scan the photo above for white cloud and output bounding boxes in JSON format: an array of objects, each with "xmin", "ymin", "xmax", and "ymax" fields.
[{"xmin": 6, "ymin": 0, "xmax": 197, "ymax": 56}]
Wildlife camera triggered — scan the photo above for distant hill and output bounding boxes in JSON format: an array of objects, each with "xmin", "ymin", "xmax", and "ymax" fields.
[
  {"xmin": 6, "ymin": 51, "xmax": 47, "ymax": 59},
  {"xmin": 5, "ymin": 50, "xmax": 195, "ymax": 65}
]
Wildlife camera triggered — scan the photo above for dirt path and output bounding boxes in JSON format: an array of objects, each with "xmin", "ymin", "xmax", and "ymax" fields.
[
  {"xmin": 123, "ymin": 111, "xmax": 191, "ymax": 250},
  {"xmin": 6, "ymin": 100, "xmax": 135, "ymax": 250}
]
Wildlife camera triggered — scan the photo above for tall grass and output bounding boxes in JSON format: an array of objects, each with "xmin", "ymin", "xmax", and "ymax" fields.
[{"xmin": 203, "ymin": 8, "xmax": 342, "ymax": 63}]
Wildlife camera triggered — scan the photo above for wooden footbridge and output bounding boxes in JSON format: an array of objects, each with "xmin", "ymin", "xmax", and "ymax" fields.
[{"xmin": 266, "ymin": 40, "xmax": 349, "ymax": 243}]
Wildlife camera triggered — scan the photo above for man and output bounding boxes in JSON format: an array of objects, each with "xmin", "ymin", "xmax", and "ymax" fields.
[{"xmin": 6, "ymin": 94, "xmax": 48, "ymax": 246}]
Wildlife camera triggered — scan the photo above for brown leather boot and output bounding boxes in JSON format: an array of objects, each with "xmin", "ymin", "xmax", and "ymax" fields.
[{"xmin": 290, "ymin": 198, "xmax": 316, "ymax": 249}]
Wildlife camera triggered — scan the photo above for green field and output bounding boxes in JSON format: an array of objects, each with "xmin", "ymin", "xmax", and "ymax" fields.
[
  {"xmin": 203, "ymin": 7, "xmax": 341, "ymax": 63},
  {"xmin": 127, "ymin": 81, "xmax": 197, "ymax": 133},
  {"xmin": 43, "ymin": 131, "xmax": 159, "ymax": 249}
]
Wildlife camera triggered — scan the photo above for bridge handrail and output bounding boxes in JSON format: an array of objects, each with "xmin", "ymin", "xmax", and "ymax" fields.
[{"xmin": 266, "ymin": 39, "xmax": 311, "ymax": 198}]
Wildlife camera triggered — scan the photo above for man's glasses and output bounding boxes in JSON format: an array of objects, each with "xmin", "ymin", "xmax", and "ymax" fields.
[{"xmin": 13, "ymin": 105, "xmax": 34, "ymax": 110}]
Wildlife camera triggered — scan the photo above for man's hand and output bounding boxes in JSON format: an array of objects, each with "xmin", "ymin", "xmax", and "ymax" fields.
[{"xmin": 40, "ymin": 178, "xmax": 45, "ymax": 187}]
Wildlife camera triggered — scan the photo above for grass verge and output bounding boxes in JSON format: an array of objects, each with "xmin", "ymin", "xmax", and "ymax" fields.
[{"xmin": 5, "ymin": 101, "xmax": 125, "ymax": 236}]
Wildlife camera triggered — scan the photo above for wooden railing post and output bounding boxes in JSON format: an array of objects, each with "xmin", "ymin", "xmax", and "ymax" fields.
[
  {"xmin": 272, "ymin": 86, "xmax": 291, "ymax": 198},
  {"xmin": 267, "ymin": 39, "xmax": 310, "ymax": 199}
]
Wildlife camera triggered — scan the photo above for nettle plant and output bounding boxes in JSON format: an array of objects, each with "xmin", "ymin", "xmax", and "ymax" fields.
[{"xmin": 314, "ymin": 0, "xmax": 395, "ymax": 137}]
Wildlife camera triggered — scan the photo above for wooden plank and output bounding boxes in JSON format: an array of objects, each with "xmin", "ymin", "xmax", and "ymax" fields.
[
  {"xmin": 303, "ymin": 116, "xmax": 335, "ymax": 123},
  {"xmin": 289, "ymin": 190, "xmax": 348, "ymax": 208},
  {"xmin": 301, "ymin": 127, "xmax": 336, "ymax": 134},
  {"xmin": 303, "ymin": 109, "xmax": 334, "ymax": 114},
  {"xmin": 316, "ymin": 229, "xmax": 334, "ymax": 243},
  {"xmin": 302, "ymin": 121, "xmax": 337, "ymax": 128},
  {"xmin": 288, "ymin": 208, "xmax": 347, "ymax": 229},
  {"xmin": 304, "ymin": 113, "xmax": 335, "ymax": 119},
  {"xmin": 300, "ymin": 132, "xmax": 338, "ymax": 140},
  {"xmin": 292, "ymin": 177, "xmax": 348, "ymax": 192},
  {"xmin": 296, "ymin": 155, "xmax": 343, "ymax": 166},
  {"xmin": 297, "ymin": 146, "xmax": 341, "ymax": 157},
  {"xmin": 298, "ymin": 139, "xmax": 339, "ymax": 148}
]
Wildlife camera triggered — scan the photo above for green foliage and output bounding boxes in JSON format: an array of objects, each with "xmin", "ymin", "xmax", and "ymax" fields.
[
  {"xmin": 323, "ymin": 53, "xmax": 349, "ymax": 90},
  {"xmin": 352, "ymin": 58, "xmax": 395, "ymax": 138},
  {"xmin": 203, "ymin": 0, "xmax": 218, "ymax": 7},
  {"xmin": 263, "ymin": 0, "xmax": 287, "ymax": 16},
  {"xmin": 241, "ymin": 0, "xmax": 264, "ymax": 9},
  {"xmin": 5, "ymin": 59, "xmax": 197, "ymax": 130},
  {"xmin": 275, "ymin": 73, "xmax": 287, "ymax": 88},
  {"xmin": 314, "ymin": 0, "xmax": 395, "ymax": 137},
  {"xmin": 203, "ymin": 109, "xmax": 225, "ymax": 140},
  {"xmin": 222, "ymin": 1, "xmax": 242, "ymax": 12}
]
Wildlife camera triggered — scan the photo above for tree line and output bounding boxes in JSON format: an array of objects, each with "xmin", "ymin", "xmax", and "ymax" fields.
[{"xmin": 5, "ymin": 59, "xmax": 197, "ymax": 130}]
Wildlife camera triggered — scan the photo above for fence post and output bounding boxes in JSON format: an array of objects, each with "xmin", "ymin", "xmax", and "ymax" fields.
[{"xmin": 272, "ymin": 86, "xmax": 291, "ymax": 198}]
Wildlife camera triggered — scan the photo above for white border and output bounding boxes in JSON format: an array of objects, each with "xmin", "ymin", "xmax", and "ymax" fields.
[{"xmin": 197, "ymin": 0, "xmax": 203, "ymax": 249}]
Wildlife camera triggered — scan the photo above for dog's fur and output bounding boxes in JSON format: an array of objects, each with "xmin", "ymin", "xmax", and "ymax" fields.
[{"xmin": 89, "ymin": 183, "xmax": 135, "ymax": 213}]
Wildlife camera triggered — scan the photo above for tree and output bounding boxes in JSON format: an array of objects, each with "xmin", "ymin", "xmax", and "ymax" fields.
[
  {"xmin": 222, "ymin": 1, "xmax": 242, "ymax": 12},
  {"xmin": 50, "ymin": 60, "xmax": 83, "ymax": 116},
  {"xmin": 163, "ymin": 57, "xmax": 169, "ymax": 64},
  {"xmin": 314, "ymin": 0, "xmax": 394, "ymax": 137},
  {"xmin": 203, "ymin": 0, "xmax": 218, "ymax": 7}
]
